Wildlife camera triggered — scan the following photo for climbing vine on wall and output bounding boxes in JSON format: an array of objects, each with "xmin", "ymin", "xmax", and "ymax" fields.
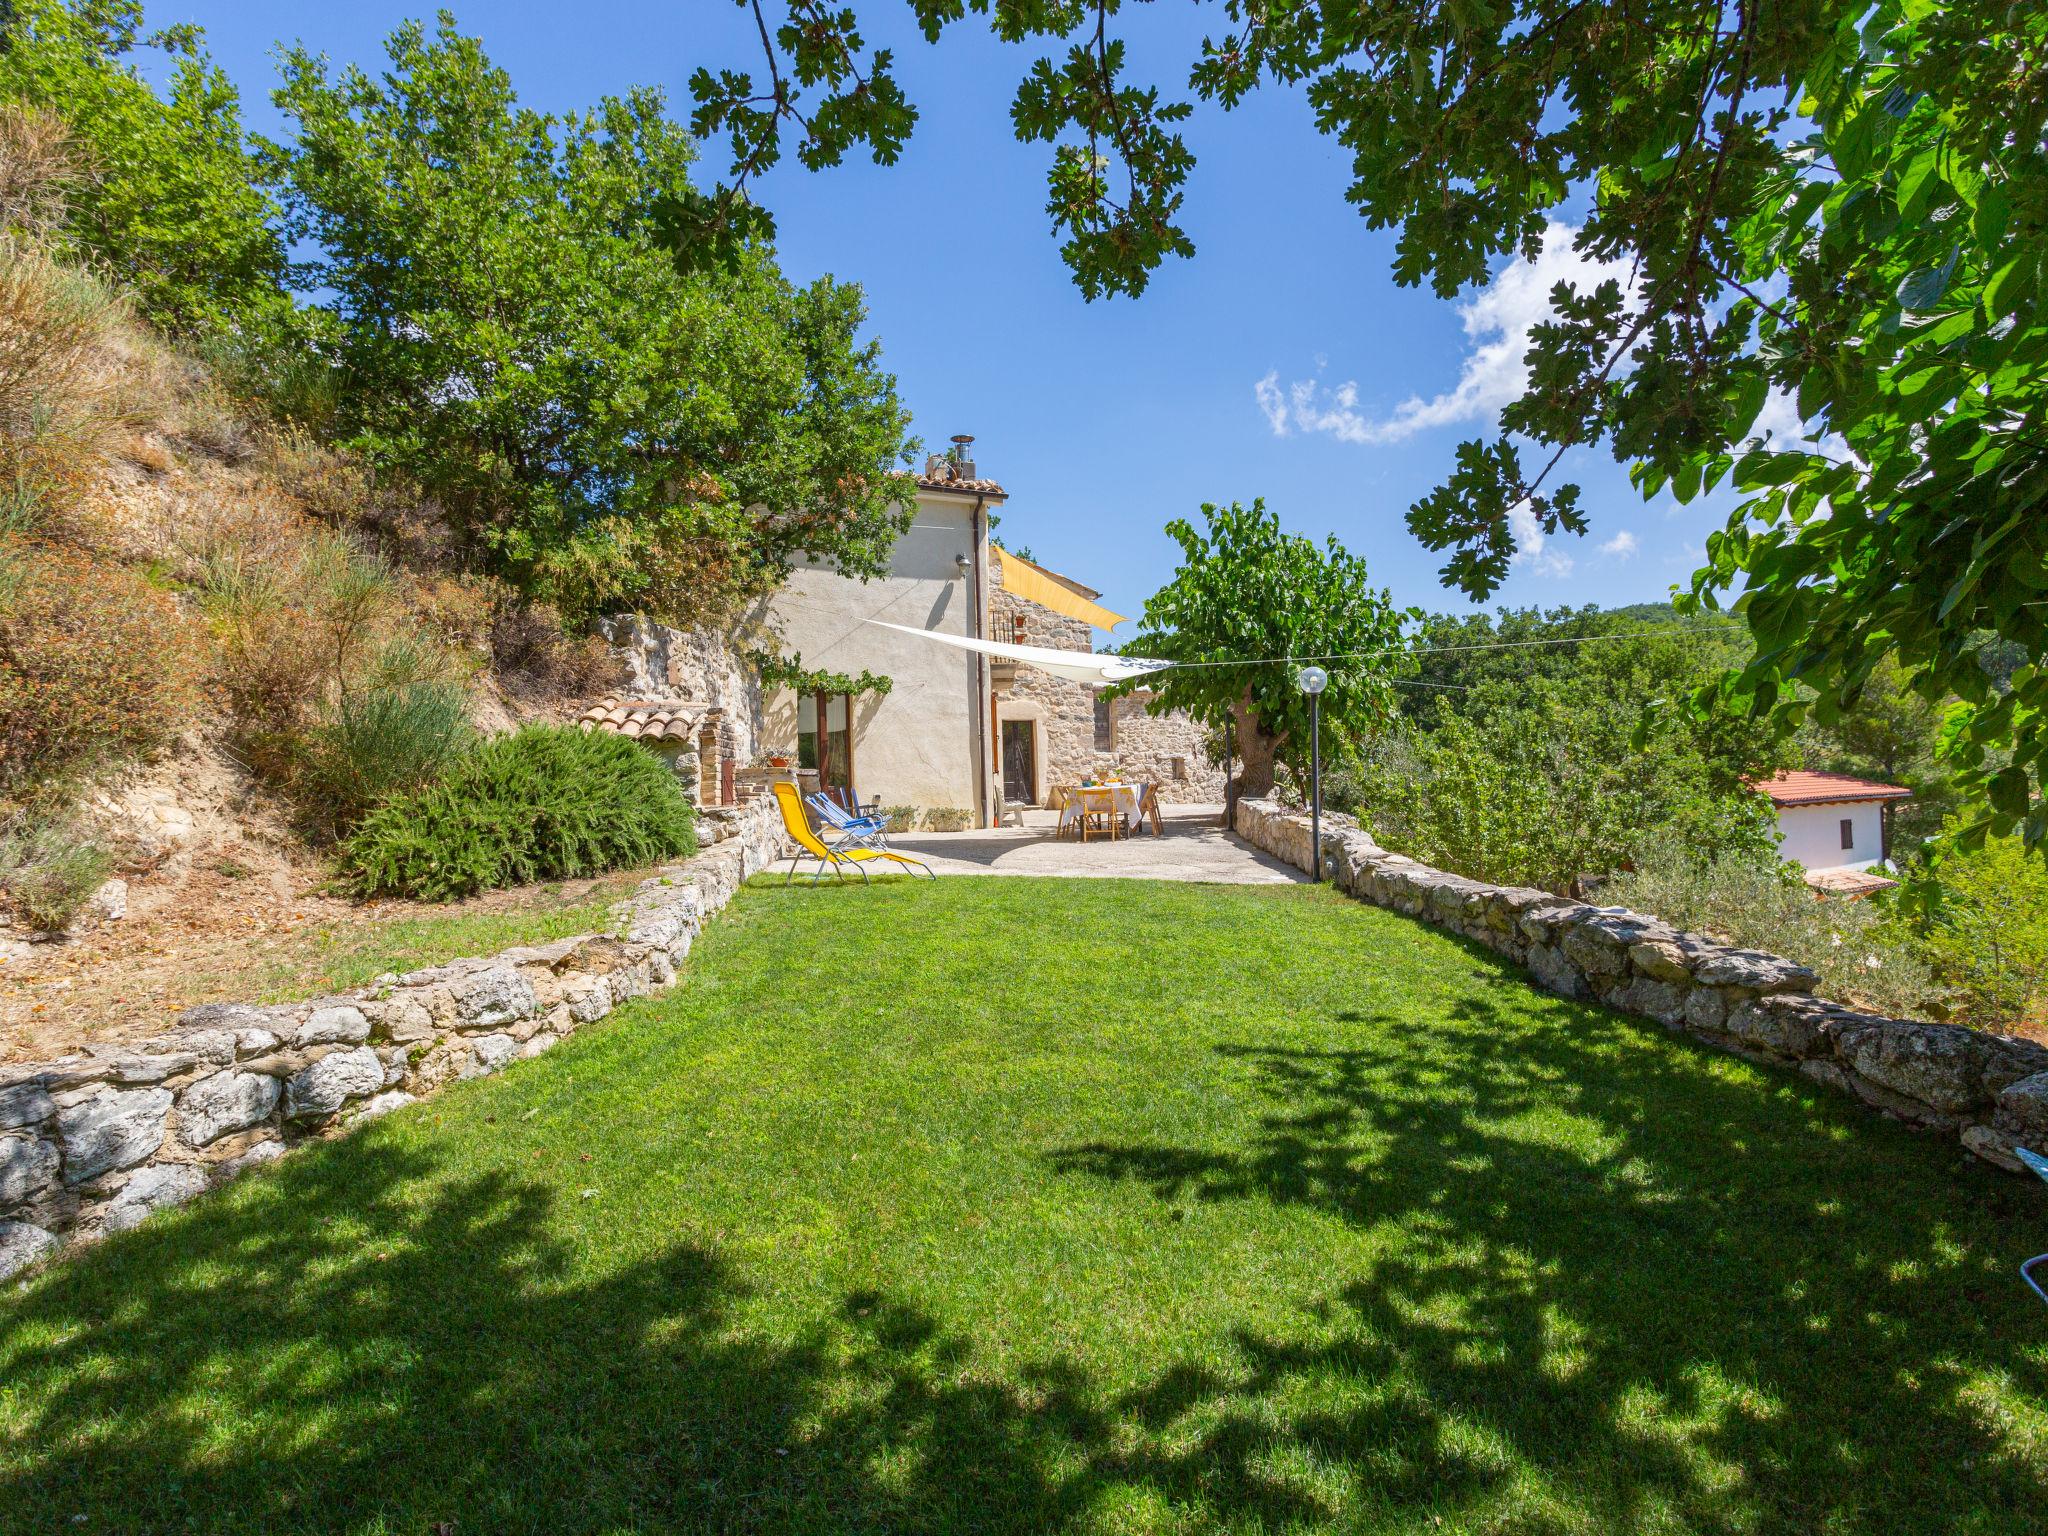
[{"xmin": 746, "ymin": 649, "xmax": 893, "ymax": 699}]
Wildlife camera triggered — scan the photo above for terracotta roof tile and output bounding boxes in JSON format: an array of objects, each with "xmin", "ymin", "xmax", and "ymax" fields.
[
  {"xmin": 1753, "ymin": 770, "xmax": 1912, "ymax": 806},
  {"xmin": 577, "ymin": 696, "xmax": 702, "ymax": 743}
]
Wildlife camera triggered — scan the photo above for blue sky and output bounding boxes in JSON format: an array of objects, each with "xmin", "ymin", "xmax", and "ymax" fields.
[{"xmin": 140, "ymin": 0, "xmax": 1745, "ymax": 627}]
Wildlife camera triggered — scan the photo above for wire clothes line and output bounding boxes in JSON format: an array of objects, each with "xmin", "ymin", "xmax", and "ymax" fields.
[{"xmin": 1109, "ymin": 622, "xmax": 1747, "ymax": 674}]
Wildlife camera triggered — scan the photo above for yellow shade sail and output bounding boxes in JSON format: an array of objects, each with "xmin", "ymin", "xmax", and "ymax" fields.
[{"xmin": 996, "ymin": 548, "xmax": 1127, "ymax": 632}]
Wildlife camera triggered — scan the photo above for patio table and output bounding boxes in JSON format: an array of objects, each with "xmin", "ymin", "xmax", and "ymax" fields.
[{"xmin": 1072, "ymin": 783, "xmax": 1153, "ymax": 837}]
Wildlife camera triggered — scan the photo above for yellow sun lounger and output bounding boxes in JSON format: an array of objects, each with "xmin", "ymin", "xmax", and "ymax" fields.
[{"xmin": 771, "ymin": 781, "xmax": 934, "ymax": 883}]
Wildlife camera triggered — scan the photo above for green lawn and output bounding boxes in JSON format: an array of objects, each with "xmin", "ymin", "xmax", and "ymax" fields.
[{"xmin": 3, "ymin": 877, "xmax": 2044, "ymax": 1533}]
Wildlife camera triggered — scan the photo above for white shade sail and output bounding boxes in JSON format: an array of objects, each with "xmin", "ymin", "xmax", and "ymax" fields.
[{"xmin": 865, "ymin": 621, "xmax": 1173, "ymax": 687}]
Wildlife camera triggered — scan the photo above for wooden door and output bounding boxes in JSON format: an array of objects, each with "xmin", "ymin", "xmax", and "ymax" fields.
[{"xmin": 1001, "ymin": 719, "xmax": 1036, "ymax": 805}]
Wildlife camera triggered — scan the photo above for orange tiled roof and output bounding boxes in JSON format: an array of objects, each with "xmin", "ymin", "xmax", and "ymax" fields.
[
  {"xmin": 916, "ymin": 456, "xmax": 1006, "ymax": 497},
  {"xmin": 1754, "ymin": 770, "xmax": 1912, "ymax": 807},
  {"xmin": 576, "ymin": 698, "xmax": 703, "ymax": 743}
]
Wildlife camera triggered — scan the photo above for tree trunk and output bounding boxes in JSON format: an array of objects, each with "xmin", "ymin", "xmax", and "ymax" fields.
[{"xmin": 1229, "ymin": 691, "xmax": 1285, "ymax": 800}]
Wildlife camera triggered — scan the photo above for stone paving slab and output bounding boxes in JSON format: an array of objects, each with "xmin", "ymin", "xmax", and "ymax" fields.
[{"xmin": 870, "ymin": 805, "xmax": 1307, "ymax": 884}]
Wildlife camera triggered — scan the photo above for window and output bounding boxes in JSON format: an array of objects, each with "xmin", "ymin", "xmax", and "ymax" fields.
[
  {"xmin": 1092, "ymin": 694, "xmax": 1113, "ymax": 751},
  {"xmin": 797, "ymin": 692, "xmax": 854, "ymax": 791},
  {"xmin": 1840, "ymin": 818, "xmax": 1855, "ymax": 851}
]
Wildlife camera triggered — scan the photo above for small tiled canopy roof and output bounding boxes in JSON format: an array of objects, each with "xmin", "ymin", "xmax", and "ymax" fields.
[
  {"xmin": 1753, "ymin": 770, "xmax": 1912, "ymax": 807},
  {"xmin": 576, "ymin": 697, "xmax": 703, "ymax": 743},
  {"xmin": 1806, "ymin": 866, "xmax": 1899, "ymax": 897}
]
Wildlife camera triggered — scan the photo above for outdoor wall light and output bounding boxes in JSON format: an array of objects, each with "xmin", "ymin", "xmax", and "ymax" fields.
[
  {"xmin": 955, "ymin": 552, "xmax": 972, "ymax": 576},
  {"xmin": 1298, "ymin": 665, "xmax": 1328, "ymax": 880}
]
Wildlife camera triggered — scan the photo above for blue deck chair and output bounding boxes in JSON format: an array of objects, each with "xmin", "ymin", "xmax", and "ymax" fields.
[
  {"xmin": 2019, "ymin": 1146, "xmax": 2048, "ymax": 1305},
  {"xmin": 808, "ymin": 791, "xmax": 894, "ymax": 853}
]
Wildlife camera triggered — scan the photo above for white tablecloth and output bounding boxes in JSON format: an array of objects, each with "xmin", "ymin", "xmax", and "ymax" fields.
[{"xmin": 1073, "ymin": 783, "xmax": 1148, "ymax": 834}]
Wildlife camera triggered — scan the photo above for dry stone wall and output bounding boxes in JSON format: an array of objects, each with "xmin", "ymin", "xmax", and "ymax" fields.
[
  {"xmin": 0, "ymin": 801, "xmax": 789, "ymax": 1280},
  {"xmin": 1233, "ymin": 797, "xmax": 2048, "ymax": 1173}
]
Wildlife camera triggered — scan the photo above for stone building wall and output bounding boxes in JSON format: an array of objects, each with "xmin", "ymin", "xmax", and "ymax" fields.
[
  {"xmin": 988, "ymin": 553, "xmax": 1223, "ymax": 805},
  {"xmin": 1106, "ymin": 692, "xmax": 1227, "ymax": 803},
  {"xmin": 1232, "ymin": 797, "xmax": 2048, "ymax": 1173},
  {"xmin": 598, "ymin": 614, "xmax": 764, "ymax": 770},
  {"xmin": 0, "ymin": 802, "xmax": 790, "ymax": 1281},
  {"xmin": 990, "ymin": 568, "xmax": 1098, "ymax": 801}
]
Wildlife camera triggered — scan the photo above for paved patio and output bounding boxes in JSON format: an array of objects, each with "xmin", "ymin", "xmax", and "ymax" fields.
[{"xmin": 881, "ymin": 803, "xmax": 1306, "ymax": 883}]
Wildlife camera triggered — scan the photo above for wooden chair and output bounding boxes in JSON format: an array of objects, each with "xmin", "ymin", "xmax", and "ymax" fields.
[
  {"xmin": 1077, "ymin": 785, "xmax": 1122, "ymax": 841},
  {"xmin": 1139, "ymin": 782, "xmax": 1164, "ymax": 836},
  {"xmin": 1051, "ymin": 785, "xmax": 1085, "ymax": 841}
]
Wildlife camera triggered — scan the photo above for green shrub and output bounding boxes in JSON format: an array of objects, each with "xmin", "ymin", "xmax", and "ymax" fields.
[
  {"xmin": 342, "ymin": 725, "xmax": 695, "ymax": 901},
  {"xmin": 1604, "ymin": 844, "xmax": 1942, "ymax": 1021},
  {"xmin": 923, "ymin": 807, "xmax": 972, "ymax": 833},
  {"xmin": 1905, "ymin": 832, "xmax": 2048, "ymax": 1031},
  {"xmin": 878, "ymin": 805, "xmax": 920, "ymax": 833},
  {"xmin": 0, "ymin": 537, "xmax": 203, "ymax": 797},
  {"xmin": 300, "ymin": 676, "xmax": 473, "ymax": 837},
  {"xmin": 0, "ymin": 812, "xmax": 111, "ymax": 932}
]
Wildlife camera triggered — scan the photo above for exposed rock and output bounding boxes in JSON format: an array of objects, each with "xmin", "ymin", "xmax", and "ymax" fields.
[
  {"xmin": 1526, "ymin": 943, "xmax": 1589, "ymax": 1001},
  {"xmin": 56, "ymin": 1087, "xmax": 172, "ymax": 1183},
  {"xmin": 1692, "ymin": 948, "xmax": 1819, "ymax": 995},
  {"xmin": 86, "ymin": 1049, "xmax": 200, "ymax": 1085},
  {"xmin": 1561, "ymin": 925, "xmax": 1631, "ymax": 978},
  {"xmin": 460, "ymin": 1034, "xmax": 519, "ymax": 1079},
  {"xmin": 177, "ymin": 1070, "xmax": 283, "ymax": 1147},
  {"xmin": 364, "ymin": 994, "xmax": 435, "ymax": 1044},
  {"xmin": 285, "ymin": 1048, "xmax": 385, "ymax": 1122},
  {"xmin": 219, "ymin": 1140, "xmax": 286, "ymax": 1178},
  {"xmin": 1684, "ymin": 987, "xmax": 1728, "ymax": 1032},
  {"xmin": 1831, "ymin": 1020, "xmax": 2002, "ymax": 1116},
  {"xmin": 1718, "ymin": 997, "xmax": 1827, "ymax": 1060},
  {"xmin": 0, "ymin": 1134, "xmax": 60, "ymax": 1207},
  {"xmin": 86, "ymin": 877, "xmax": 127, "ymax": 924},
  {"xmin": 96, "ymin": 1163, "xmax": 208, "ymax": 1234},
  {"xmin": 0, "ymin": 1078, "xmax": 54, "ymax": 1132},
  {"xmin": 140, "ymin": 1029, "xmax": 238, "ymax": 1065},
  {"xmin": 0, "ymin": 1220, "xmax": 59, "ymax": 1280},
  {"xmin": 178, "ymin": 1002, "xmax": 280, "ymax": 1034},
  {"xmin": 349, "ymin": 1090, "xmax": 415, "ymax": 1124},
  {"xmin": 235, "ymin": 1027, "xmax": 280, "ymax": 1058},
  {"xmin": 560, "ymin": 936, "xmax": 639, "ymax": 975},
  {"xmin": 295, "ymin": 1005, "xmax": 371, "ymax": 1047},
  {"xmin": 1629, "ymin": 939, "xmax": 1692, "ymax": 984},
  {"xmin": 565, "ymin": 979, "xmax": 612, "ymax": 1024},
  {"xmin": 1614, "ymin": 977, "xmax": 1688, "ymax": 1028},
  {"xmin": 1995, "ymin": 1071, "xmax": 2048, "ymax": 1142},
  {"xmin": 452, "ymin": 966, "xmax": 536, "ymax": 1031},
  {"xmin": 1960, "ymin": 1123, "xmax": 2026, "ymax": 1173}
]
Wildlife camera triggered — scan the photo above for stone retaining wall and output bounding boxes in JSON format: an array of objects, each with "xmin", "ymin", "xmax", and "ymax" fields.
[
  {"xmin": 0, "ymin": 801, "xmax": 790, "ymax": 1280},
  {"xmin": 1233, "ymin": 797, "xmax": 2048, "ymax": 1173}
]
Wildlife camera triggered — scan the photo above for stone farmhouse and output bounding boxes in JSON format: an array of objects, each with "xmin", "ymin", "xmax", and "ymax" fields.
[{"xmin": 584, "ymin": 439, "xmax": 1221, "ymax": 825}]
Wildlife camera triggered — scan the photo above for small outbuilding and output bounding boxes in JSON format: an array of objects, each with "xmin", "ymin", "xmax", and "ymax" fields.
[{"xmin": 1754, "ymin": 770, "xmax": 1912, "ymax": 888}]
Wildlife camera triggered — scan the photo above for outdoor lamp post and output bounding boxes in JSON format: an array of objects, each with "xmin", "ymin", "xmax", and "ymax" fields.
[{"xmin": 1297, "ymin": 665, "xmax": 1327, "ymax": 881}]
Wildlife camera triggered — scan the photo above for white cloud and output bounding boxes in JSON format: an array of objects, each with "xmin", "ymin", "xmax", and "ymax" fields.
[
  {"xmin": 1750, "ymin": 387, "xmax": 1807, "ymax": 445},
  {"xmin": 1509, "ymin": 504, "xmax": 1575, "ymax": 579},
  {"xmin": 1600, "ymin": 529, "xmax": 1639, "ymax": 559},
  {"xmin": 1254, "ymin": 222, "xmax": 1637, "ymax": 448}
]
